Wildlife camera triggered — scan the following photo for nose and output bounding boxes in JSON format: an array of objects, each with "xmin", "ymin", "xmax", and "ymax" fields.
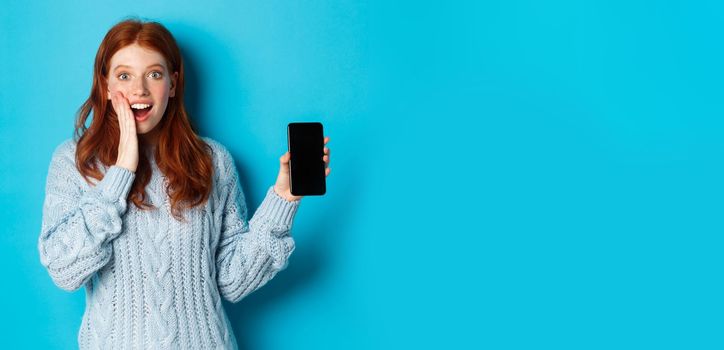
[{"xmin": 130, "ymin": 77, "xmax": 149, "ymax": 97}]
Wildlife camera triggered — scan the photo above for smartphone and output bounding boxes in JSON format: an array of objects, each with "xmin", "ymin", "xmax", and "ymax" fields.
[{"xmin": 287, "ymin": 122, "xmax": 326, "ymax": 196}]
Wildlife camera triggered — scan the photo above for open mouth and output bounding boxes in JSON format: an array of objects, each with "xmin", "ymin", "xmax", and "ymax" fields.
[{"xmin": 131, "ymin": 104, "xmax": 153, "ymax": 121}]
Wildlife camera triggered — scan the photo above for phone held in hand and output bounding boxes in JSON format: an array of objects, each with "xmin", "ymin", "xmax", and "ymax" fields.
[{"xmin": 287, "ymin": 122, "xmax": 326, "ymax": 196}]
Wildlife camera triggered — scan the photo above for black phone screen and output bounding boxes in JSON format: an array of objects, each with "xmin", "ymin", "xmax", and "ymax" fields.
[{"xmin": 287, "ymin": 122, "xmax": 326, "ymax": 196}]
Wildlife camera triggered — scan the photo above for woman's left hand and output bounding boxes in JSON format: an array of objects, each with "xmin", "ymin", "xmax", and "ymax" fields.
[{"xmin": 273, "ymin": 136, "xmax": 331, "ymax": 201}]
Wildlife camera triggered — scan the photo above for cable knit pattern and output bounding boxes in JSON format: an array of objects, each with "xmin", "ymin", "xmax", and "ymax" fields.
[{"xmin": 38, "ymin": 137, "xmax": 300, "ymax": 350}]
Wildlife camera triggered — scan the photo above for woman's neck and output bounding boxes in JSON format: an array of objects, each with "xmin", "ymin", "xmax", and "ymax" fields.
[{"xmin": 139, "ymin": 128, "xmax": 160, "ymax": 148}]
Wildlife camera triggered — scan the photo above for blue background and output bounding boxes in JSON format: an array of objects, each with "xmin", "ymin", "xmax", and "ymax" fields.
[{"xmin": 1, "ymin": 0, "xmax": 723, "ymax": 349}]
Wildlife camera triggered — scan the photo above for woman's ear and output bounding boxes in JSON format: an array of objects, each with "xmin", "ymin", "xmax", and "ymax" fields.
[{"xmin": 170, "ymin": 71, "xmax": 179, "ymax": 98}]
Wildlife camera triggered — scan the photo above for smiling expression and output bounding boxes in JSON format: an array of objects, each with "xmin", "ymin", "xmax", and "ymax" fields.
[{"xmin": 106, "ymin": 43, "xmax": 178, "ymax": 135}]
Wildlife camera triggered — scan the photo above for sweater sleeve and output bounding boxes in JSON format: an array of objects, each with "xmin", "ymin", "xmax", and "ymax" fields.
[
  {"xmin": 214, "ymin": 152, "xmax": 299, "ymax": 303},
  {"xmin": 38, "ymin": 143, "xmax": 136, "ymax": 292}
]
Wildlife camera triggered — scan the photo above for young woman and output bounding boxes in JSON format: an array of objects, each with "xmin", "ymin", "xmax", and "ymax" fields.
[{"xmin": 38, "ymin": 18, "xmax": 331, "ymax": 349}]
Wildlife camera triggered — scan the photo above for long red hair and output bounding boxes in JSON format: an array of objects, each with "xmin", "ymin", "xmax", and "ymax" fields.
[{"xmin": 73, "ymin": 18, "xmax": 213, "ymax": 222}]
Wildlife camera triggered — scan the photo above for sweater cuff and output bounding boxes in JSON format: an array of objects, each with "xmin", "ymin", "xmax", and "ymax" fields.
[
  {"xmin": 254, "ymin": 186, "xmax": 300, "ymax": 230},
  {"xmin": 98, "ymin": 165, "xmax": 136, "ymax": 203}
]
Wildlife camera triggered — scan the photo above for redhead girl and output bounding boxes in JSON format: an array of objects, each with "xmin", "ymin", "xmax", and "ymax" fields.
[{"xmin": 38, "ymin": 18, "xmax": 331, "ymax": 349}]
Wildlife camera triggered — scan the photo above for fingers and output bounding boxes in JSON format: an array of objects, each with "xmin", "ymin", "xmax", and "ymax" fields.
[
  {"xmin": 282, "ymin": 138, "xmax": 331, "ymax": 175},
  {"xmin": 112, "ymin": 91, "xmax": 137, "ymax": 167},
  {"xmin": 323, "ymin": 141, "xmax": 331, "ymax": 162},
  {"xmin": 113, "ymin": 91, "xmax": 132, "ymax": 118},
  {"xmin": 323, "ymin": 139, "xmax": 331, "ymax": 168},
  {"xmin": 280, "ymin": 151, "xmax": 290, "ymax": 163},
  {"xmin": 324, "ymin": 135, "xmax": 331, "ymax": 176},
  {"xmin": 112, "ymin": 91, "xmax": 136, "ymax": 134}
]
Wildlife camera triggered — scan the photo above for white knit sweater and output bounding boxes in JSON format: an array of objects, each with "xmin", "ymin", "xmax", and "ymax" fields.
[{"xmin": 38, "ymin": 137, "xmax": 300, "ymax": 349}]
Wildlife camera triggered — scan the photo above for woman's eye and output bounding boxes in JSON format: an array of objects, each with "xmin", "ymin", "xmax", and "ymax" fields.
[
  {"xmin": 149, "ymin": 71, "xmax": 162, "ymax": 79},
  {"xmin": 118, "ymin": 73, "xmax": 129, "ymax": 80}
]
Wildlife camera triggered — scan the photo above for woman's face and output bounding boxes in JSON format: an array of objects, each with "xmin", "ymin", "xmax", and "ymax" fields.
[{"xmin": 106, "ymin": 43, "xmax": 178, "ymax": 135}]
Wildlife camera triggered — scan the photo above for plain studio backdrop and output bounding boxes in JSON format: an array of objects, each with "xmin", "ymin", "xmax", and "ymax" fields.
[{"xmin": 1, "ymin": 0, "xmax": 723, "ymax": 349}]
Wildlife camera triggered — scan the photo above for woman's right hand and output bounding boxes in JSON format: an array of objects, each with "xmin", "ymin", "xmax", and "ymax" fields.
[{"xmin": 110, "ymin": 91, "xmax": 139, "ymax": 173}]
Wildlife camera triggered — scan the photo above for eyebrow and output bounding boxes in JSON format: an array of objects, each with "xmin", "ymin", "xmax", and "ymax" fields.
[{"xmin": 113, "ymin": 63, "xmax": 165, "ymax": 72}]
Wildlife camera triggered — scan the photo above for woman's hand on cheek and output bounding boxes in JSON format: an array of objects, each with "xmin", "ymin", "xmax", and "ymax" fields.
[
  {"xmin": 110, "ymin": 91, "xmax": 139, "ymax": 172},
  {"xmin": 273, "ymin": 136, "xmax": 331, "ymax": 202}
]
